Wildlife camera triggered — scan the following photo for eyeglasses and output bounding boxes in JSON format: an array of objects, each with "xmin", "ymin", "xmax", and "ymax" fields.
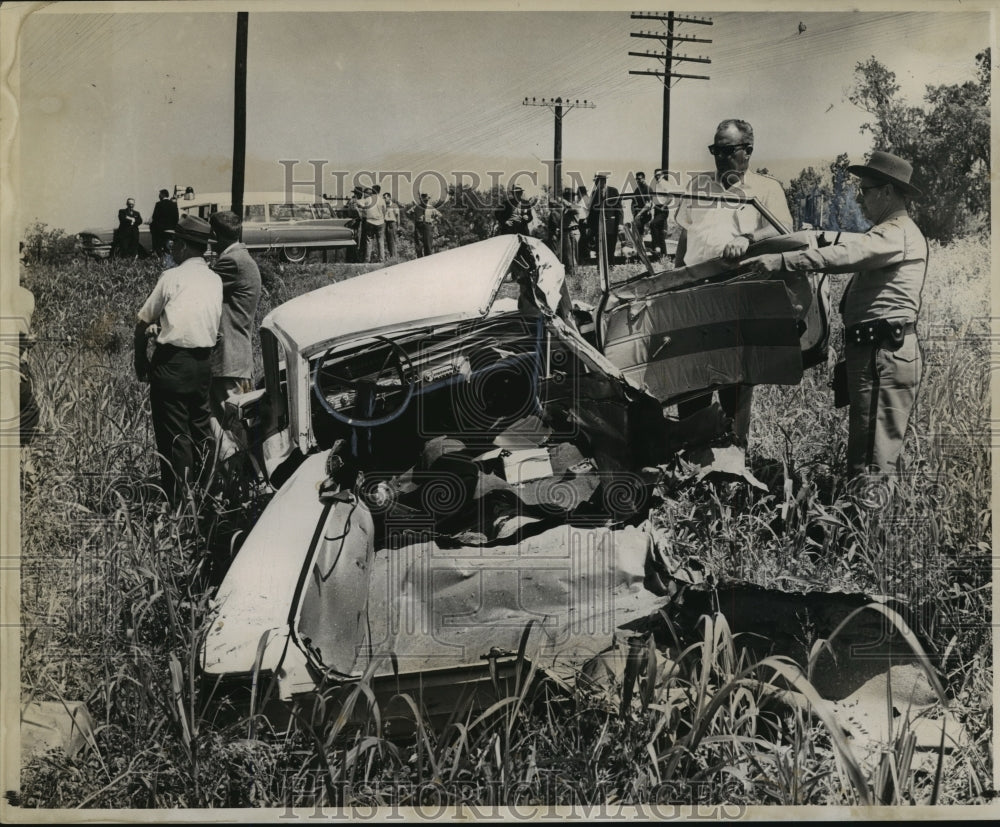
[{"xmin": 708, "ymin": 143, "xmax": 753, "ymax": 158}]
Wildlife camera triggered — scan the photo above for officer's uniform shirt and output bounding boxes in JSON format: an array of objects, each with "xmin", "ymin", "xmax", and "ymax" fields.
[{"xmin": 773, "ymin": 210, "xmax": 926, "ymax": 327}]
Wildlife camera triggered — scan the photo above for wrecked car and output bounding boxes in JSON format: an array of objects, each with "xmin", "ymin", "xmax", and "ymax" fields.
[{"xmin": 201, "ymin": 227, "xmax": 833, "ymax": 718}]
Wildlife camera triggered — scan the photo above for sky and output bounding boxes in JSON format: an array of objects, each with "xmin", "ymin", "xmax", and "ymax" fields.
[{"xmin": 10, "ymin": 2, "xmax": 994, "ymax": 235}]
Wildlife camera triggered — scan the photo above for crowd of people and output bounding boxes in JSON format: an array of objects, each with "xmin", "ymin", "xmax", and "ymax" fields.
[
  {"xmin": 533, "ymin": 170, "xmax": 681, "ymax": 274},
  {"xmin": 339, "ymin": 186, "xmax": 444, "ymax": 262}
]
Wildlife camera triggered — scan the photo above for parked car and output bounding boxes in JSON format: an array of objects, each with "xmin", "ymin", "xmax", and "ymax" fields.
[
  {"xmin": 201, "ymin": 223, "xmax": 832, "ymax": 718},
  {"xmin": 76, "ymin": 190, "xmax": 356, "ymax": 262}
]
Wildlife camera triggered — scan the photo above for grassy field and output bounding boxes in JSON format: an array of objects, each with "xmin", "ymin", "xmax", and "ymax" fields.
[{"xmin": 13, "ymin": 236, "xmax": 992, "ymax": 810}]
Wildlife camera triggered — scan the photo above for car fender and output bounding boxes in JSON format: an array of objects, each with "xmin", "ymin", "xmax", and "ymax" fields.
[{"xmin": 202, "ymin": 452, "xmax": 330, "ymax": 687}]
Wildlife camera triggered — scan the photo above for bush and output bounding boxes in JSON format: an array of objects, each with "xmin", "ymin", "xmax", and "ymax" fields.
[{"xmin": 21, "ymin": 222, "xmax": 80, "ymax": 266}]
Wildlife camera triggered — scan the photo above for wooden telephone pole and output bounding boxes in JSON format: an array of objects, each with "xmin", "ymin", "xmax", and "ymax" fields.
[
  {"xmin": 629, "ymin": 12, "xmax": 712, "ymax": 173},
  {"xmin": 522, "ymin": 97, "xmax": 596, "ymax": 197},
  {"xmin": 231, "ymin": 12, "xmax": 248, "ymax": 233}
]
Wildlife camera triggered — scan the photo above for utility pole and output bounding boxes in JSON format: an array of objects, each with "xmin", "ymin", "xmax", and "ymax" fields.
[
  {"xmin": 231, "ymin": 11, "xmax": 248, "ymax": 235},
  {"xmin": 522, "ymin": 97, "xmax": 595, "ymax": 197},
  {"xmin": 629, "ymin": 12, "xmax": 712, "ymax": 173}
]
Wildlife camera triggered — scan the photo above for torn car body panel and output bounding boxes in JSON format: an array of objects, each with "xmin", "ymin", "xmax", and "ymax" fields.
[
  {"xmin": 203, "ymin": 457, "xmax": 667, "ymax": 699},
  {"xmin": 597, "ymin": 230, "xmax": 832, "ymax": 404},
  {"xmin": 600, "ymin": 279, "xmax": 804, "ymax": 403}
]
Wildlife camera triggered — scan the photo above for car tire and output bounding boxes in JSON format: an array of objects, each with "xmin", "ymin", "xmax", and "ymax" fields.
[{"xmin": 282, "ymin": 246, "xmax": 308, "ymax": 264}]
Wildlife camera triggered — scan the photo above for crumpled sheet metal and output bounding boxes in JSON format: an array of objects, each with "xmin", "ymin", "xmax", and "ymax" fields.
[
  {"xmin": 360, "ymin": 521, "xmax": 669, "ymax": 682},
  {"xmin": 682, "ymin": 444, "xmax": 769, "ymax": 491},
  {"xmin": 21, "ymin": 701, "xmax": 95, "ymax": 760},
  {"xmin": 766, "ymin": 663, "xmax": 968, "ymax": 777},
  {"xmin": 295, "ymin": 493, "xmax": 376, "ymax": 677}
]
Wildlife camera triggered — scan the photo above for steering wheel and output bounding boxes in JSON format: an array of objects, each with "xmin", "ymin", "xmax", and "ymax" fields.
[{"xmin": 312, "ymin": 336, "xmax": 415, "ymax": 427}]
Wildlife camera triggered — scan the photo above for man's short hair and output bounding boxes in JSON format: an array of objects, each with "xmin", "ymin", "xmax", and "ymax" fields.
[
  {"xmin": 715, "ymin": 119, "xmax": 754, "ymax": 143},
  {"xmin": 210, "ymin": 210, "xmax": 242, "ymax": 241},
  {"xmin": 180, "ymin": 238, "xmax": 209, "ymax": 255},
  {"xmin": 635, "ymin": 171, "xmax": 645, "ymax": 178},
  {"xmin": 159, "ymin": 189, "xmax": 170, "ymax": 198}
]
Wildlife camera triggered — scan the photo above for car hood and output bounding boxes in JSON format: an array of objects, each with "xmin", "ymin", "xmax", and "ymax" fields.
[{"xmin": 264, "ymin": 235, "xmax": 564, "ymax": 355}]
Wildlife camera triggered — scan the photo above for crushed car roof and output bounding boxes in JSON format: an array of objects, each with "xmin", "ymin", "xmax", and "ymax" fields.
[{"xmin": 264, "ymin": 235, "xmax": 563, "ymax": 354}]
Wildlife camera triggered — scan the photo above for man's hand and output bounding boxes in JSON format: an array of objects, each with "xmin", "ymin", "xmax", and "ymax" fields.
[
  {"xmin": 722, "ymin": 234, "xmax": 752, "ymax": 262},
  {"xmin": 741, "ymin": 254, "xmax": 785, "ymax": 276},
  {"xmin": 134, "ymin": 320, "xmax": 152, "ymax": 384}
]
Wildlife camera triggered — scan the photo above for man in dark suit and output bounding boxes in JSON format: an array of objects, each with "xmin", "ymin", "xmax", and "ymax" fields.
[
  {"xmin": 207, "ymin": 211, "xmax": 262, "ymax": 457},
  {"xmin": 115, "ymin": 197, "xmax": 142, "ymax": 258},
  {"xmin": 630, "ymin": 171, "xmax": 652, "ymax": 241},
  {"xmin": 588, "ymin": 174, "xmax": 622, "ymax": 264},
  {"xmin": 495, "ymin": 186, "xmax": 535, "ymax": 235},
  {"xmin": 150, "ymin": 189, "xmax": 179, "ymax": 257}
]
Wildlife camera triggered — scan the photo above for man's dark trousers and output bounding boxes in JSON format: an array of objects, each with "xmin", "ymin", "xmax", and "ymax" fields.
[
  {"xmin": 650, "ymin": 208, "xmax": 668, "ymax": 259},
  {"xmin": 149, "ymin": 345, "xmax": 214, "ymax": 504},
  {"xmin": 414, "ymin": 223, "xmax": 433, "ymax": 257}
]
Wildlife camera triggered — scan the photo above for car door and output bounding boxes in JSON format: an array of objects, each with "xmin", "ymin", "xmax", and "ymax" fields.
[
  {"xmin": 239, "ymin": 203, "xmax": 267, "ymax": 249},
  {"xmin": 596, "ymin": 231, "xmax": 831, "ymax": 405}
]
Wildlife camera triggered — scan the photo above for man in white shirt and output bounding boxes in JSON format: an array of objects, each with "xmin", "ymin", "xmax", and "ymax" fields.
[
  {"xmin": 673, "ymin": 119, "xmax": 794, "ymax": 443},
  {"xmin": 134, "ymin": 214, "xmax": 223, "ymax": 505}
]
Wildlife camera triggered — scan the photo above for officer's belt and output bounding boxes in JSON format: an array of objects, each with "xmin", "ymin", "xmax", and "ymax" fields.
[{"xmin": 846, "ymin": 318, "xmax": 916, "ymax": 346}]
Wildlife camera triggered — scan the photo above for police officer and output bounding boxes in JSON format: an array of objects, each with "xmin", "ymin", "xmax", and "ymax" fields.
[{"xmin": 744, "ymin": 150, "xmax": 927, "ymax": 477}]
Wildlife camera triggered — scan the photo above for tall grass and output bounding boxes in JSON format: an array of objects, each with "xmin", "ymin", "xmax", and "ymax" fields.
[{"xmin": 15, "ymin": 236, "xmax": 992, "ymax": 808}]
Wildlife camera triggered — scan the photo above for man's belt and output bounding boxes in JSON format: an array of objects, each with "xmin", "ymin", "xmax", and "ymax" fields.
[
  {"xmin": 846, "ymin": 318, "xmax": 916, "ymax": 347},
  {"xmin": 156, "ymin": 343, "xmax": 212, "ymax": 358}
]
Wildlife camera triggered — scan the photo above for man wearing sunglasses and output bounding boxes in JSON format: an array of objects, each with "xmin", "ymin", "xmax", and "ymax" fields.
[
  {"xmin": 743, "ymin": 151, "xmax": 927, "ymax": 478},
  {"xmin": 673, "ymin": 118, "xmax": 794, "ymax": 443}
]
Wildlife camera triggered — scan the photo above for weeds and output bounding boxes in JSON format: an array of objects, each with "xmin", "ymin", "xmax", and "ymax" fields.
[{"xmin": 15, "ymin": 236, "xmax": 992, "ymax": 808}]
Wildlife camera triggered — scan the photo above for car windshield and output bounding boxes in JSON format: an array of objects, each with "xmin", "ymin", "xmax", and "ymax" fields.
[{"xmin": 269, "ymin": 203, "xmax": 319, "ymax": 221}]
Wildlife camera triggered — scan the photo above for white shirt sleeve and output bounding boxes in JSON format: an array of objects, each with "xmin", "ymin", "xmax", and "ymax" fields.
[
  {"xmin": 758, "ymin": 177, "xmax": 794, "ymax": 232},
  {"xmin": 137, "ymin": 276, "xmax": 168, "ymax": 324}
]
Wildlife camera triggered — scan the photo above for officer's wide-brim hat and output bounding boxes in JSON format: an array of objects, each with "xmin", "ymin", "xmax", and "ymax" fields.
[
  {"xmin": 166, "ymin": 214, "xmax": 213, "ymax": 245},
  {"xmin": 848, "ymin": 150, "xmax": 922, "ymax": 197}
]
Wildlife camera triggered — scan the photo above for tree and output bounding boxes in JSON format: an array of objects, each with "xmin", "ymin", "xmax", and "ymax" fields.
[
  {"xmin": 785, "ymin": 166, "xmax": 829, "ymax": 230},
  {"xmin": 827, "ymin": 153, "xmax": 868, "ymax": 232},
  {"xmin": 848, "ymin": 57, "xmax": 923, "ymax": 153},
  {"xmin": 847, "ymin": 50, "xmax": 990, "ymax": 242}
]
